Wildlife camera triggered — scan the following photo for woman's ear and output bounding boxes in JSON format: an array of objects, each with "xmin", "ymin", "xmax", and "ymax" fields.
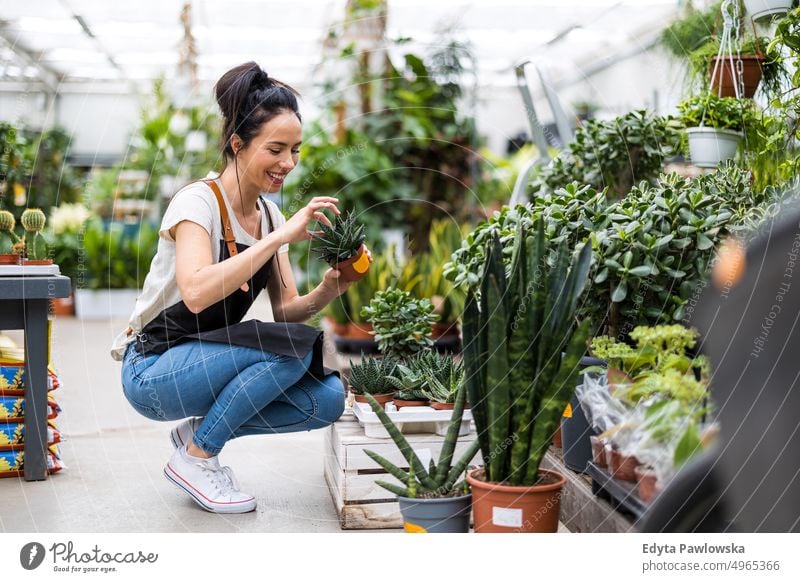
[{"xmin": 230, "ymin": 134, "xmax": 243, "ymax": 155}]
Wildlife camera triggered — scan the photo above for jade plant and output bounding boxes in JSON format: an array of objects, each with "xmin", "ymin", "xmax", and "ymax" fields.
[
  {"xmin": 462, "ymin": 219, "xmax": 592, "ymax": 486},
  {"xmin": 347, "ymin": 355, "xmax": 399, "ymax": 396},
  {"xmin": 20, "ymin": 208, "xmax": 48, "ymax": 260},
  {"xmin": 0, "ymin": 210, "xmax": 20, "ymax": 255},
  {"xmin": 361, "ymin": 288, "xmax": 439, "ymax": 360},
  {"xmin": 311, "ymin": 211, "xmax": 366, "ymax": 265},
  {"xmin": 363, "ymin": 382, "xmax": 480, "ymax": 498}
]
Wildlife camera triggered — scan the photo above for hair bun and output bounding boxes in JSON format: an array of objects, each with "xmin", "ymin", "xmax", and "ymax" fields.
[{"xmin": 252, "ymin": 68, "xmax": 270, "ymax": 91}]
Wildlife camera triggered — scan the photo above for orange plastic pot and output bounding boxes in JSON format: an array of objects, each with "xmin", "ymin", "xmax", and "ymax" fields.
[
  {"xmin": 353, "ymin": 392, "xmax": 393, "ymax": 409},
  {"xmin": 710, "ymin": 55, "xmax": 764, "ymax": 98},
  {"xmin": 467, "ymin": 468, "xmax": 566, "ymax": 533},
  {"xmin": 333, "ymin": 244, "xmax": 371, "ymax": 283}
]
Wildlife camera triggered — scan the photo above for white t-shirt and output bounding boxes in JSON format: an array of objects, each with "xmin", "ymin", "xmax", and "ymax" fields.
[{"xmin": 109, "ymin": 177, "xmax": 288, "ymax": 361}]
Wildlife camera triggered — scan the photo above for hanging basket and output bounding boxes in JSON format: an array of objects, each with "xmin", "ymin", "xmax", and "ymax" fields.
[
  {"xmin": 685, "ymin": 127, "xmax": 743, "ymax": 168},
  {"xmin": 743, "ymin": 0, "xmax": 794, "ymax": 21},
  {"xmin": 710, "ymin": 55, "xmax": 764, "ymax": 98}
]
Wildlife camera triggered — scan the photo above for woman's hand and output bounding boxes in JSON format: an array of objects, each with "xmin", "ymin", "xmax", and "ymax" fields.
[
  {"xmin": 319, "ymin": 268, "xmax": 352, "ymax": 297},
  {"xmin": 277, "ymin": 196, "xmax": 340, "ymax": 245}
]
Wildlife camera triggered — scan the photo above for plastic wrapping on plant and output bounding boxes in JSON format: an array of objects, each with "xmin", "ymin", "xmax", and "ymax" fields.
[{"xmin": 575, "ymin": 373, "xmax": 629, "ymax": 434}]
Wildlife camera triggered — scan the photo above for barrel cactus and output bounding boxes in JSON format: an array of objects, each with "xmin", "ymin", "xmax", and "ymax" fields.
[
  {"xmin": 0, "ymin": 210, "xmax": 20, "ymax": 254},
  {"xmin": 20, "ymin": 208, "xmax": 48, "ymax": 260}
]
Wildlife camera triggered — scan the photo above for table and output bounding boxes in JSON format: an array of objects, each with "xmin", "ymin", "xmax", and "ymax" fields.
[{"xmin": 0, "ymin": 275, "xmax": 71, "ymax": 480}]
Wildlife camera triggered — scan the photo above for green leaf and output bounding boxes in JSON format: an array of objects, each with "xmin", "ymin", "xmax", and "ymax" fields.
[{"xmin": 611, "ymin": 280, "xmax": 628, "ymax": 302}]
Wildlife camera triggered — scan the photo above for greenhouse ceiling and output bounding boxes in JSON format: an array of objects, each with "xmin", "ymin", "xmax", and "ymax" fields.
[{"xmin": 0, "ymin": 0, "xmax": 678, "ymax": 92}]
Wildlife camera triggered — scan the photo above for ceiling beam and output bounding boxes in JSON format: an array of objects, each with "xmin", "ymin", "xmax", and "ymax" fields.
[{"xmin": 0, "ymin": 20, "xmax": 62, "ymax": 92}]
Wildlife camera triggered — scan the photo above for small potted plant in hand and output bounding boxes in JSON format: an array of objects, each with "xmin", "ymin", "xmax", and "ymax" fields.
[
  {"xmin": 678, "ymin": 94, "xmax": 753, "ymax": 168},
  {"xmin": 347, "ymin": 355, "xmax": 398, "ymax": 409},
  {"xmin": 311, "ymin": 211, "xmax": 371, "ymax": 283},
  {"xmin": 0, "ymin": 210, "xmax": 21, "ymax": 264},
  {"xmin": 363, "ymin": 380, "xmax": 480, "ymax": 533},
  {"xmin": 20, "ymin": 209, "xmax": 52, "ymax": 265}
]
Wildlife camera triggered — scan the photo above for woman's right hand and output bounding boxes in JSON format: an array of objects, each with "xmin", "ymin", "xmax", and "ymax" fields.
[{"xmin": 277, "ymin": 196, "xmax": 340, "ymax": 245}]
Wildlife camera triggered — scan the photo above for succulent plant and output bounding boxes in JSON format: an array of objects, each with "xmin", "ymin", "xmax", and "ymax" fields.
[
  {"xmin": 20, "ymin": 208, "xmax": 48, "ymax": 260},
  {"xmin": 0, "ymin": 210, "xmax": 20, "ymax": 254},
  {"xmin": 361, "ymin": 288, "xmax": 439, "ymax": 361},
  {"xmin": 311, "ymin": 211, "xmax": 366, "ymax": 265},
  {"xmin": 386, "ymin": 351, "xmax": 461, "ymax": 402},
  {"xmin": 347, "ymin": 355, "xmax": 398, "ymax": 396}
]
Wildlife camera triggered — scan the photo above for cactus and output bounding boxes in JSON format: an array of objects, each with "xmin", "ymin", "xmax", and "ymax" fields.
[
  {"xmin": 0, "ymin": 210, "xmax": 19, "ymax": 254},
  {"xmin": 20, "ymin": 208, "xmax": 48, "ymax": 260}
]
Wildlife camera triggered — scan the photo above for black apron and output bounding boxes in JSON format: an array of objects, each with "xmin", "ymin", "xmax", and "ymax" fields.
[{"xmin": 134, "ymin": 196, "xmax": 330, "ymax": 379}]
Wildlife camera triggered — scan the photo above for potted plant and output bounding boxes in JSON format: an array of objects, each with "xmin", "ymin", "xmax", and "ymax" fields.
[
  {"xmin": 0, "ymin": 210, "xmax": 20, "ymax": 264},
  {"xmin": 362, "ymin": 380, "xmax": 481, "ymax": 533},
  {"xmin": 679, "ymin": 94, "xmax": 753, "ymax": 167},
  {"xmin": 361, "ymin": 288, "xmax": 438, "ymax": 361},
  {"xmin": 386, "ymin": 351, "xmax": 455, "ymax": 408},
  {"xmin": 311, "ymin": 211, "xmax": 371, "ymax": 283},
  {"xmin": 421, "ymin": 357, "xmax": 464, "ymax": 411},
  {"xmin": 744, "ymin": 0, "xmax": 796, "ymax": 22},
  {"xmin": 19, "ymin": 209, "xmax": 51, "ymax": 265},
  {"xmin": 462, "ymin": 219, "xmax": 593, "ymax": 532},
  {"xmin": 347, "ymin": 355, "xmax": 398, "ymax": 409}
]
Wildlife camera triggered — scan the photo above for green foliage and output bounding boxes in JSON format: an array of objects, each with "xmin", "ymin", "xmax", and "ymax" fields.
[
  {"xmin": 362, "ymin": 382, "xmax": 480, "ymax": 498},
  {"xmin": 386, "ymin": 351, "xmax": 461, "ymax": 402},
  {"xmin": 311, "ymin": 210, "xmax": 366, "ymax": 264},
  {"xmin": 361, "ymin": 288, "xmax": 439, "ymax": 360},
  {"xmin": 462, "ymin": 219, "xmax": 592, "ymax": 486},
  {"xmin": 347, "ymin": 355, "xmax": 399, "ymax": 396},
  {"xmin": 528, "ymin": 111, "xmax": 683, "ymax": 199},
  {"xmin": 81, "ymin": 220, "xmax": 159, "ymax": 289},
  {"xmin": 660, "ymin": 1, "xmax": 722, "ymax": 61},
  {"xmin": 0, "ymin": 123, "xmax": 31, "ymax": 214},
  {"xmin": 677, "ymin": 94, "xmax": 755, "ymax": 131}
]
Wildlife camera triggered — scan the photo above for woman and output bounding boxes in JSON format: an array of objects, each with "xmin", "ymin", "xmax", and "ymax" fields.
[{"xmin": 111, "ymin": 62, "xmax": 355, "ymax": 514}]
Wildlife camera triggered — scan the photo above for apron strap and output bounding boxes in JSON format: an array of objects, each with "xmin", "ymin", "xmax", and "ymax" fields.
[
  {"xmin": 257, "ymin": 197, "xmax": 288, "ymax": 289},
  {"xmin": 205, "ymin": 179, "xmax": 249, "ymax": 293}
]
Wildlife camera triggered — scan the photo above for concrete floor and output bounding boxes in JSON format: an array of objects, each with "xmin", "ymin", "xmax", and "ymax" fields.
[{"xmin": 0, "ymin": 314, "xmax": 357, "ymax": 533}]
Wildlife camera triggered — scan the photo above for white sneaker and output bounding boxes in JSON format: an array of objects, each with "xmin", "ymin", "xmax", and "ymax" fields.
[
  {"xmin": 164, "ymin": 446, "xmax": 256, "ymax": 514},
  {"xmin": 170, "ymin": 417, "xmax": 203, "ymax": 450}
]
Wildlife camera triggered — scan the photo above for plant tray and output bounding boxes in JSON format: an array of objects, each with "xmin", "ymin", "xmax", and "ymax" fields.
[
  {"xmin": 586, "ymin": 461, "xmax": 647, "ymax": 520},
  {"xmin": 351, "ymin": 401, "xmax": 473, "ymax": 438},
  {"xmin": 0, "ymin": 265, "xmax": 61, "ymax": 276},
  {"xmin": 332, "ymin": 334, "xmax": 460, "ymax": 355}
]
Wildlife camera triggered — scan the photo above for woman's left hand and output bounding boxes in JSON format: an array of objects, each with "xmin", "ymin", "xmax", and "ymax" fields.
[{"xmin": 320, "ymin": 268, "xmax": 353, "ymax": 297}]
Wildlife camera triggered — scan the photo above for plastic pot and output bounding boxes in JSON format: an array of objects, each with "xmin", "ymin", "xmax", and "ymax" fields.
[
  {"xmin": 332, "ymin": 244, "xmax": 371, "ymax": 283},
  {"xmin": 743, "ymin": 0, "xmax": 794, "ymax": 21},
  {"xmin": 710, "ymin": 55, "xmax": 764, "ymax": 98},
  {"xmin": 686, "ymin": 127, "xmax": 743, "ymax": 168},
  {"xmin": 397, "ymin": 494, "xmax": 472, "ymax": 533},
  {"xmin": 353, "ymin": 392, "xmax": 393, "ymax": 409},
  {"xmin": 561, "ymin": 355, "xmax": 605, "ymax": 473}
]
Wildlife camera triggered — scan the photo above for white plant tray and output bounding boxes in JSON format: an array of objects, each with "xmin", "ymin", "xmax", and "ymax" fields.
[
  {"xmin": 351, "ymin": 401, "xmax": 473, "ymax": 438},
  {"xmin": 0, "ymin": 265, "xmax": 61, "ymax": 276}
]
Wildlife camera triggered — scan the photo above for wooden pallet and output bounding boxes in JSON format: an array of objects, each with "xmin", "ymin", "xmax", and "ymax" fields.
[{"xmin": 323, "ymin": 411, "xmax": 482, "ymax": 530}]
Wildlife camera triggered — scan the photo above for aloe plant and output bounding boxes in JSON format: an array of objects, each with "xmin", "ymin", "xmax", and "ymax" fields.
[
  {"xmin": 387, "ymin": 351, "xmax": 462, "ymax": 403},
  {"xmin": 20, "ymin": 208, "xmax": 48, "ymax": 260},
  {"xmin": 347, "ymin": 355, "xmax": 399, "ymax": 396},
  {"xmin": 0, "ymin": 210, "xmax": 20, "ymax": 254},
  {"xmin": 311, "ymin": 211, "xmax": 366, "ymax": 265},
  {"xmin": 363, "ymin": 382, "xmax": 480, "ymax": 498},
  {"xmin": 462, "ymin": 219, "xmax": 592, "ymax": 486}
]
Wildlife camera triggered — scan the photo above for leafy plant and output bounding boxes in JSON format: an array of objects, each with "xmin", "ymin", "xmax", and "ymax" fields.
[
  {"xmin": 361, "ymin": 288, "xmax": 438, "ymax": 360},
  {"xmin": 311, "ymin": 210, "xmax": 366, "ymax": 265},
  {"xmin": 678, "ymin": 94, "xmax": 755, "ymax": 131},
  {"xmin": 82, "ymin": 220, "xmax": 159, "ymax": 289},
  {"xmin": 386, "ymin": 351, "xmax": 460, "ymax": 401},
  {"xmin": 462, "ymin": 219, "xmax": 592, "ymax": 486},
  {"xmin": 347, "ymin": 355, "xmax": 399, "ymax": 396},
  {"xmin": 362, "ymin": 382, "xmax": 480, "ymax": 498},
  {"xmin": 660, "ymin": 1, "xmax": 722, "ymax": 61}
]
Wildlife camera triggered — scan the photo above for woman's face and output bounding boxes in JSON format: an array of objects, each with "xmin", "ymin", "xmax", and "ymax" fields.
[{"xmin": 237, "ymin": 109, "xmax": 302, "ymax": 193}]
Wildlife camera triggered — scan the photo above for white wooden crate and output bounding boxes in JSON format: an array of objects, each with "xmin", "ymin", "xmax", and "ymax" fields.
[{"xmin": 323, "ymin": 410, "xmax": 482, "ymax": 530}]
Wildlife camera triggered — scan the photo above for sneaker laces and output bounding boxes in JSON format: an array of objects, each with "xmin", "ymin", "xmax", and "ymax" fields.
[{"xmin": 199, "ymin": 462, "xmax": 241, "ymax": 495}]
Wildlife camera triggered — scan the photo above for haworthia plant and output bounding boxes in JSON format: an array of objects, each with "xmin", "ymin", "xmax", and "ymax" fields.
[{"xmin": 462, "ymin": 219, "xmax": 592, "ymax": 486}]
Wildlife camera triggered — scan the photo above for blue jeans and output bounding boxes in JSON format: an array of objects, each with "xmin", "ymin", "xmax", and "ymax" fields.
[{"xmin": 121, "ymin": 341, "xmax": 345, "ymax": 455}]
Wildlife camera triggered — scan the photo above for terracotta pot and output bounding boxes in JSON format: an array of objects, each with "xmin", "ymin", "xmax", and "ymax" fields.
[
  {"xmin": 606, "ymin": 446, "xmax": 640, "ymax": 482},
  {"xmin": 393, "ymin": 398, "xmax": 429, "ymax": 409},
  {"xmin": 710, "ymin": 55, "xmax": 764, "ymax": 98},
  {"xmin": 635, "ymin": 465, "xmax": 662, "ymax": 503},
  {"xmin": 353, "ymin": 392, "xmax": 394, "ymax": 409},
  {"xmin": 590, "ymin": 435, "xmax": 608, "ymax": 467},
  {"xmin": 50, "ymin": 294, "xmax": 75, "ymax": 316},
  {"xmin": 467, "ymin": 468, "xmax": 566, "ymax": 533},
  {"xmin": 333, "ymin": 244, "xmax": 371, "ymax": 283},
  {"xmin": 21, "ymin": 258, "xmax": 53, "ymax": 266},
  {"xmin": 348, "ymin": 322, "xmax": 374, "ymax": 340},
  {"xmin": 430, "ymin": 401, "xmax": 454, "ymax": 411},
  {"xmin": 431, "ymin": 321, "xmax": 460, "ymax": 339},
  {"xmin": 551, "ymin": 425, "xmax": 563, "ymax": 448},
  {"xmin": 0, "ymin": 254, "xmax": 19, "ymax": 265}
]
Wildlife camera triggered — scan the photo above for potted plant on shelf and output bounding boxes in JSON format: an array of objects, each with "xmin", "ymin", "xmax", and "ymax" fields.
[
  {"xmin": 347, "ymin": 355, "xmax": 398, "ymax": 409},
  {"xmin": 362, "ymin": 381, "xmax": 481, "ymax": 533},
  {"xmin": 0, "ymin": 210, "xmax": 20, "ymax": 264},
  {"xmin": 422, "ymin": 357, "xmax": 464, "ymax": 411},
  {"xmin": 361, "ymin": 288, "xmax": 439, "ymax": 361},
  {"xmin": 311, "ymin": 211, "xmax": 372, "ymax": 283},
  {"xmin": 386, "ymin": 351, "xmax": 456, "ymax": 408},
  {"xmin": 462, "ymin": 219, "xmax": 592, "ymax": 532},
  {"xmin": 678, "ymin": 94, "xmax": 753, "ymax": 167},
  {"xmin": 19, "ymin": 209, "xmax": 51, "ymax": 265},
  {"xmin": 45, "ymin": 203, "xmax": 91, "ymax": 314}
]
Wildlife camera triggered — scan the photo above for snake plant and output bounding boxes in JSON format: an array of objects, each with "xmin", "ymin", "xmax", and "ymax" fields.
[
  {"xmin": 363, "ymin": 381, "xmax": 480, "ymax": 498},
  {"xmin": 311, "ymin": 211, "xmax": 366, "ymax": 264},
  {"xmin": 462, "ymin": 218, "xmax": 592, "ymax": 486}
]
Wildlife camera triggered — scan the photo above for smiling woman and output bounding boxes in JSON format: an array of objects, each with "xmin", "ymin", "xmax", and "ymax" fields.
[{"xmin": 109, "ymin": 61, "xmax": 357, "ymax": 515}]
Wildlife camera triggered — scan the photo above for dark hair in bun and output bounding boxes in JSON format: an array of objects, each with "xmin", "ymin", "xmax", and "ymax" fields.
[{"xmin": 214, "ymin": 61, "xmax": 301, "ymax": 160}]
